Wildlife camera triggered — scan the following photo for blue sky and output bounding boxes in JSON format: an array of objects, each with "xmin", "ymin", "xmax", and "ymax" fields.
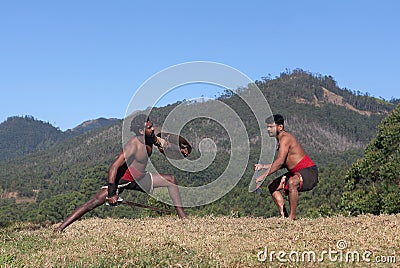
[{"xmin": 1, "ymin": 1, "xmax": 399, "ymax": 130}]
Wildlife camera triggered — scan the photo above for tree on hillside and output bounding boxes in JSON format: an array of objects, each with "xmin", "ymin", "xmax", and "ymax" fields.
[{"xmin": 340, "ymin": 104, "xmax": 400, "ymax": 215}]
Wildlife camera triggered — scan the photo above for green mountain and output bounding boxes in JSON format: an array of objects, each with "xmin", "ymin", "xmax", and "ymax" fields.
[
  {"xmin": 0, "ymin": 116, "xmax": 120, "ymax": 161},
  {"xmin": 0, "ymin": 116, "xmax": 65, "ymax": 161},
  {"xmin": 65, "ymin": 117, "xmax": 120, "ymax": 136},
  {"xmin": 0, "ymin": 69, "xmax": 398, "ymax": 225}
]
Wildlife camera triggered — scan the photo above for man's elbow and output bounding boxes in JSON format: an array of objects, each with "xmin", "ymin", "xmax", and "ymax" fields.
[{"xmin": 108, "ymin": 164, "xmax": 119, "ymax": 177}]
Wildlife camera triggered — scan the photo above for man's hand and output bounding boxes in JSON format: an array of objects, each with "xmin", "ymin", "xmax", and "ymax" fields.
[
  {"xmin": 107, "ymin": 195, "xmax": 119, "ymax": 206},
  {"xmin": 179, "ymin": 146, "xmax": 189, "ymax": 157},
  {"xmin": 254, "ymin": 163, "xmax": 271, "ymax": 171},
  {"xmin": 155, "ymin": 136, "xmax": 169, "ymax": 149},
  {"xmin": 255, "ymin": 174, "xmax": 265, "ymax": 184},
  {"xmin": 254, "ymin": 164, "xmax": 263, "ymax": 171},
  {"xmin": 254, "ymin": 163, "xmax": 272, "ymax": 184}
]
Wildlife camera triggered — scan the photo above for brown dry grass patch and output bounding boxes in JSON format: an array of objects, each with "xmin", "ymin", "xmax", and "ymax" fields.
[{"xmin": 1, "ymin": 214, "xmax": 399, "ymax": 267}]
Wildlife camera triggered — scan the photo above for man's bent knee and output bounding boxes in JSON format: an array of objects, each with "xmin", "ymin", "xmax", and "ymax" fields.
[
  {"xmin": 268, "ymin": 177, "xmax": 283, "ymax": 194},
  {"xmin": 287, "ymin": 175, "xmax": 300, "ymax": 191},
  {"xmin": 268, "ymin": 182, "xmax": 275, "ymax": 195},
  {"xmin": 165, "ymin": 175, "xmax": 177, "ymax": 185}
]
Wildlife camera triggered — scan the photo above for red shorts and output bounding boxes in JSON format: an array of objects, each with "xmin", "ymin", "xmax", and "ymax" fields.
[
  {"xmin": 121, "ymin": 166, "xmax": 146, "ymax": 182},
  {"xmin": 283, "ymin": 155, "xmax": 318, "ymax": 195},
  {"xmin": 289, "ymin": 155, "xmax": 315, "ymax": 173},
  {"xmin": 268, "ymin": 155, "xmax": 318, "ymax": 195}
]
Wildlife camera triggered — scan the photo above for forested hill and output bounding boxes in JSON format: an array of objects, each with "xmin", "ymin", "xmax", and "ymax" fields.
[
  {"xmin": 256, "ymin": 70, "xmax": 397, "ymax": 154},
  {"xmin": 64, "ymin": 117, "xmax": 120, "ymax": 136},
  {"xmin": 0, "ymin": 116, "xmax": 119, "ymax": 161},
  {"xmin": 258, "ymin": 69, "xmax": 399, "ymax": 112},
  {"xmin": 0, "ymin": 69, "xmax": 398, "ymax": 225},
  {"xmin": 0, "ymin": 116, "xmax": 65, "ymax": 161}
]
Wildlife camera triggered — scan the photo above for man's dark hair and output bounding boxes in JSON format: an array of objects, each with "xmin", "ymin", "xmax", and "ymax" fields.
[
  {"xmin": 130, "ymin": 114, "xmax": 149, "ymax": 134},
  {"xmin": 265, "ymin": 114, "xmax": 285, "ymax": 126}
]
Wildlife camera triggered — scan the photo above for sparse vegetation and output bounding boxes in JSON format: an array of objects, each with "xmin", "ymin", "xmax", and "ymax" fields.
[{"xmin": 1, "ymin": 215, "xmax": 399, "ymax": 267}]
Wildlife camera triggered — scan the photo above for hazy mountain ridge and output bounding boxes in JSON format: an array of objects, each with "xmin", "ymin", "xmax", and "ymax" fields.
[
  {"xmin": 65, "ymin": 117, "xmax": 120, "ymax": 135},
  {"xmin": 0, "ymin": 116, "xmax": 120, "ymax": 161}
]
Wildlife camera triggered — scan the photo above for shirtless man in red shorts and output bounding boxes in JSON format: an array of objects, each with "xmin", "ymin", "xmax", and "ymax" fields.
[
  {"xmin": 56, "ymin": 114, "xmax": 188, "ymax": 232},
  {"xmin": 255, "ymin": 114, "xmax": 318, "ymax": 220}
]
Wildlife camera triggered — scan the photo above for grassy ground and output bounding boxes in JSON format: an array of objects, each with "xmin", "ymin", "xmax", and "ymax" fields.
[{"xmin": 1, "ymin": 214, "xmax": 399, "ymax": 267}]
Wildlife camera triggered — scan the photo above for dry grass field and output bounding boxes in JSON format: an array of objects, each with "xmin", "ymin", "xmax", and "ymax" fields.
[{"xmin": 1, "ymin": 214, "xmax": 399, "ymax": 267}]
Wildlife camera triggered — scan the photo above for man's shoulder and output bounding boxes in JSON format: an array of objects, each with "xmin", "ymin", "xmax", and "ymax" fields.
[
  {"xmin": 286, "ymin": 131, "xmax": 299, "ymax": 138},
  {"xmin": 127, "ymin": 136, "xmax": 141, "ymax": 145},
  {"xmin": 281, "ymin": 131, "xmax": 295, "ymax": 140},
  {"xmin": 128, "ymin": 135, "xmax": 139, "ymax": 141},
  {"xmin": 280, "ymin": 132, "xmax": 299, "ymax": 146}
]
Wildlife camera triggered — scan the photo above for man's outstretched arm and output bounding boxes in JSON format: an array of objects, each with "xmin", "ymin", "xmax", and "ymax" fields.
[{"xmin": 107, "ymin": 141, "xmax": 137, "ymax": 205}]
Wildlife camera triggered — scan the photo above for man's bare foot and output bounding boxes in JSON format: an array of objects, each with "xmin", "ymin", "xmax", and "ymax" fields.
[
  {"xmin": 176, "ymin": 208, "xmax": 186, "ymax": 219},
  {"xmin": 53, "ymin": 226, "xmax": 63, "ymax": 234},
  {"xmin": 279, "ymin": 204, "xmax": 289, "ymax": 218}
]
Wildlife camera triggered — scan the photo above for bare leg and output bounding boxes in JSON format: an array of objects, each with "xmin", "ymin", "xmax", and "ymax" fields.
[
  {"xmin": 269, "ymin": 177, "xmax": 288, "ymax": 217},
  {"xmin": 271, "ymin": 191, "xmax": 287, "ymax": 217},
  {"xmin": 287, "ymin": 175, "xmax": 301, "ymax": 220},
  {"xmin": 151, "ymin": 174, "xmax": 186, "ymax": 218},
  {"xmin": 56, "ymin": 188, "xmax": 108, "ymax": 232}
]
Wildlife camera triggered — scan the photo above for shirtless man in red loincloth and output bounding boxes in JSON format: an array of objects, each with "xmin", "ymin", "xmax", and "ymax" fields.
[
  {"xmin": 255, "ymin": 114, "xmax": 318, "ymax": 220},
  {"xmin": 56, "ymin": 114, "xmax": 188, "ymax": 232}
]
